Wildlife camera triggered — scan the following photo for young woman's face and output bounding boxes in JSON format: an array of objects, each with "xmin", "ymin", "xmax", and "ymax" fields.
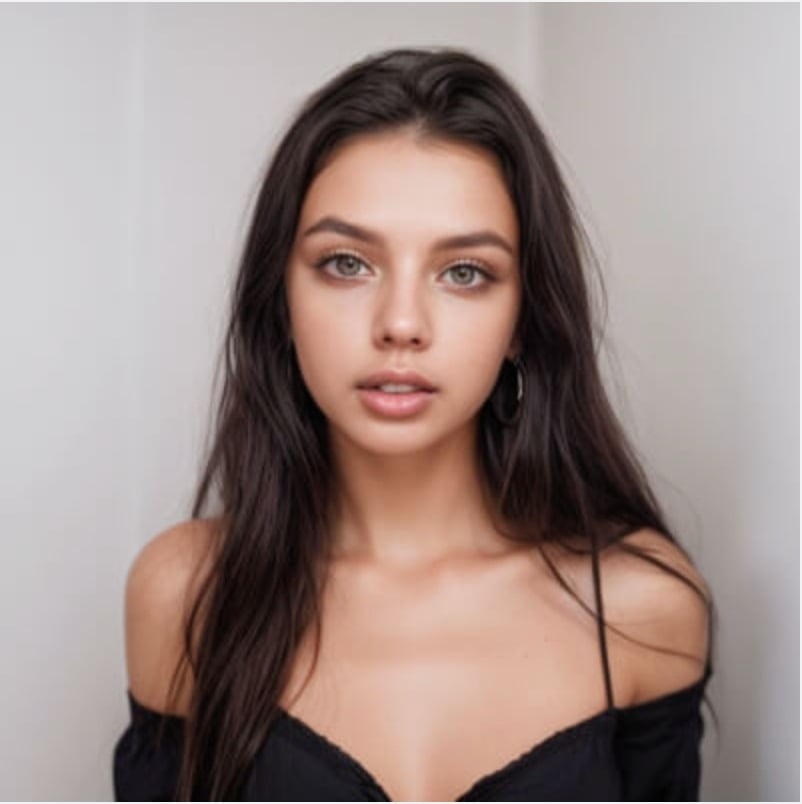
[{"xmin": 285, "ymin": 130, "xmax": 521, "ymax": 454}]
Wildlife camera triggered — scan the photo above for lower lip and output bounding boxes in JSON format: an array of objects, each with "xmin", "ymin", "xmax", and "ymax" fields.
[{"xmin": 357, "ymin": 388, "xmax": 436, "ymax": 418}]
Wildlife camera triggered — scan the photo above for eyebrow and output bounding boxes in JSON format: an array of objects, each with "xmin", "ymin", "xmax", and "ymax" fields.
[{"xmin": 302, "ymin": 215, "xmax": 515, "ymax": 257}]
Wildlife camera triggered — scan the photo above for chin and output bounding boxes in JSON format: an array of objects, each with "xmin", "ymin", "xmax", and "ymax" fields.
[{"xmin": 333, "ymin": 421, "xmax": 445, "ymax": 454}]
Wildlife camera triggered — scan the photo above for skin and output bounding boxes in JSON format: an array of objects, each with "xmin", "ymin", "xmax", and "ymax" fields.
[{"xmin": 285, "ymin": 128, "xmax": 524, "ymax": 579}]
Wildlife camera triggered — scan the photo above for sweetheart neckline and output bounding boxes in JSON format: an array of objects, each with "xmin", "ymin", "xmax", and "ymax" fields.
[{"xmin": 275, "ymin": 703, "xmax": 617, "ymax": 802}]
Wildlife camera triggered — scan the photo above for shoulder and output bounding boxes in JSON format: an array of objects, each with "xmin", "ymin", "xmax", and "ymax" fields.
[
  {"xmin": 599, "ymin": 528, "xmax": 712, "ymax": 706},
  {"xmin": 546, "ymin": 526, "xmax": 711, "ymax": 706},
  {"xmin": 124, "ymin": 517, "xmax": 221, "ymax": 715}
]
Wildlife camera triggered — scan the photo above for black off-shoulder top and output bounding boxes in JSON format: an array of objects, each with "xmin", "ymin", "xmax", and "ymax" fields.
[{"xmin": 113, "ymin": 552, "xmax": 714, "ymax": 802}]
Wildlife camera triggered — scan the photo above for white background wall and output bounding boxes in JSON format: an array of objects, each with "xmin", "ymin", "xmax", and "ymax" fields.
[{"xmin": 0, "ymin": 4, "xmax": 796, "ymax": 800}]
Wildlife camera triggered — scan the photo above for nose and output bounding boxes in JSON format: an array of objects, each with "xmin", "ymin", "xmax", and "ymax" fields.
[{"xmin": 372, "ymin": 272, "xmax": 432, "ymax": 350}]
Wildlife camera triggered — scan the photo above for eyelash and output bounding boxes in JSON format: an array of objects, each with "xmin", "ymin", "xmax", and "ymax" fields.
[{"xmin": 312, "ymin": 248, "xmax": 495, "ymax": 290}]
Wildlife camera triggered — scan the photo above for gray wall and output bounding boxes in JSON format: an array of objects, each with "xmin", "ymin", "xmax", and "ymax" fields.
[
  {"xmin": 0, "ymin": 3, "xmax": 796, "ymax": 800},
  {"xmin": 539, "ymin": 5, "xmax": 799, "ymax": 799}
]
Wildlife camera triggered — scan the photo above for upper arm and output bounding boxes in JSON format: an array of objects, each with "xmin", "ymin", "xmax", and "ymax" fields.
[
  {"xmin": 124, "ymin": 518, "xmax": 218, "ymax": 715},
  {"xmin": 601, "ymin": 528, "xmax": 712, "ymax": 706}
]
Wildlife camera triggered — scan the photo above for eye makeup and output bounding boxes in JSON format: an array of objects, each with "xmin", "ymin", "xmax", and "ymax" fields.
[{"xmin": 311, "ymin": 248, "xmax": 498, "ymax": 292}]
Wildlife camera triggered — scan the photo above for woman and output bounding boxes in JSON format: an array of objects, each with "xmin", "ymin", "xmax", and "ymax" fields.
[{"xmin": 113, "ymin": 46, "xmax": 716, "ymax": 801}]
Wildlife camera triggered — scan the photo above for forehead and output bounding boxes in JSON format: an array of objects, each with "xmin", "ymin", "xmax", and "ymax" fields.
[{"xmin": 297, "ymin": 131, "xmax": 518, "ymax": 247}]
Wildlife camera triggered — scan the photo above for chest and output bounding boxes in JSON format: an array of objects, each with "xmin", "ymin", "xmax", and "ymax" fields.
[{"xmin": 277, "ymin": 553, "xmax": 634, "ymax": 801}]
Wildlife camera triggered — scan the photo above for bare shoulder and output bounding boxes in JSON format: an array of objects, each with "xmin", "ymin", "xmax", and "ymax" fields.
[
  {"xmin": 124, "ymin": 517, "xmax": 221, "ymax": 715},
  {"xmin": 598, "ymin": 527, "xmax": 712, "ymax": 705},
  {"xmin": 544, "ymin": 526, "xmax": 711, "ymax": 706}
]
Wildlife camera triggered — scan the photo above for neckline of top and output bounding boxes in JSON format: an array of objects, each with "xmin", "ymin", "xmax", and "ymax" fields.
[{"xmin": 124, "ymin": 665, "xmax": 711, "ymax": 801}]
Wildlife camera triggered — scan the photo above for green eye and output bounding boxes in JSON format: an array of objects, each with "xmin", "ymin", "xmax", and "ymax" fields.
[
  {"xmin": 314, "ymin": 251, "xmax": 367, "ymax": 277},
  {"xmin": 445, "ymin": 262, "xmax": 493, "ymax": 288},
  {"xmin": 313, "ymin": 250, "xmax": 495, "ymax": 290}
]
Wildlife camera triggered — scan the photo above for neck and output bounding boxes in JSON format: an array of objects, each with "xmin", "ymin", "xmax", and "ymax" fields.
[{"xmin": 326, "ymin": 423, "xmax": 511, "ymax": 573}]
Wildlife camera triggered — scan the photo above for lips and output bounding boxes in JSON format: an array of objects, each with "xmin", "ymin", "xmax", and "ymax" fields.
[
  {"xmin": 357, "ymin": 368, "xmax": 437, "ymax": 392},
  {"xmin": 357, "ymin": 386, "xmax": 436, "ymax": 418}
]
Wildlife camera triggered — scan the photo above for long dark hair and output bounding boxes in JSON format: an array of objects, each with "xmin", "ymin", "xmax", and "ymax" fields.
[{"xmin": 162, "ymin": 45, "xmax": 718, "ymax": 799}]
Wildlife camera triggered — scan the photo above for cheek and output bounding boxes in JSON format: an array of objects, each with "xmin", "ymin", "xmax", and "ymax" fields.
[
  {"xmin": 440, "ymin": 306, "xmax": 518, "ymax": 401},
  {"xmin": 447, "ymin": 335, "xmax": 507, "ymax": 399},
  {"xmin": 288, "ymin": 266, "xmax": 359, "ymax": 341},
  {"xmin": 289, "ymin": 295, "xmax": 361, "ymax": 397}
]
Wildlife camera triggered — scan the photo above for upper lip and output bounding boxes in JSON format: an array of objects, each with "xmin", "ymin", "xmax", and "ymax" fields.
[{"xmin": 357, "ymin": 368, "xmax": 437, "ymax": 391}]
